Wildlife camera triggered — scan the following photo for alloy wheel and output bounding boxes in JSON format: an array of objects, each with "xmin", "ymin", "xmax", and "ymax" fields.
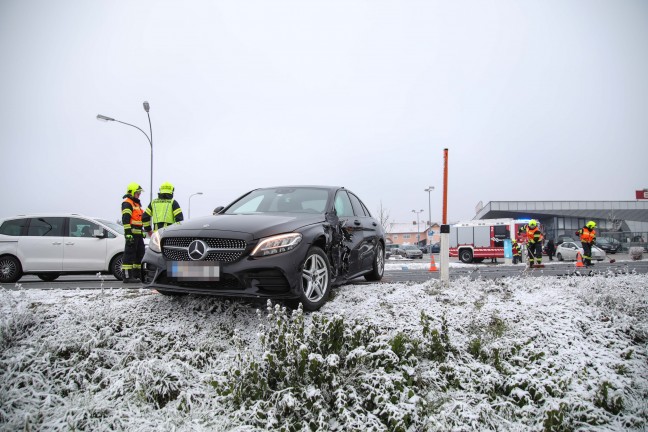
[{"xmin": 301, "ymin": 254, "xmax": 329, "ymax": 303}]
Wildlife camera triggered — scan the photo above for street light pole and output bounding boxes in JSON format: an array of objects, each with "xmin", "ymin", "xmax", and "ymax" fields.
[
  {"xmin": 412, "ymin": 209, "xmax": 424, "ymax": 245},
  {"xmin": 424, "ymin": 186, "xmax": 435, "ymax": 230},
  {"xmin": 97, "ymin": 101, "xmax": 154, "ymax": 204},
  {"xmin": 188, "ymin": 192, "xmax": 203, "ymax": 219}
]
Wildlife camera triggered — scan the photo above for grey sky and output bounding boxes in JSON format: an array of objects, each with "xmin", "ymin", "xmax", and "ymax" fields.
[{"xmin": 1, "ymin": 1, "xmax": 647, "ymax": 225}]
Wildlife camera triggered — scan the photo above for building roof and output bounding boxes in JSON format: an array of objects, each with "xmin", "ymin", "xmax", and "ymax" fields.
[{"xmin": 475, "ymin": 201, "xmax": 648, "ymax": 223}]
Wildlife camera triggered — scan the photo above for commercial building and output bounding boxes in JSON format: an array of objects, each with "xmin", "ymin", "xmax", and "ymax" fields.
[{"xmin": 474, "ymin": 200, "xmax": 648, "ymax": 249}]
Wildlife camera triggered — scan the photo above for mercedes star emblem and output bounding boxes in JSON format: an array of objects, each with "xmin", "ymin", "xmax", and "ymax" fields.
[{"xmin": 188, "ymin": 240, "xmax": 208, "ymax": 261}]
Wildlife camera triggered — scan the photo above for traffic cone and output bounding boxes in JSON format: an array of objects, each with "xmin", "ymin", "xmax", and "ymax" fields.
[
  {"xmin": 428, "ymin": 254, "xmax": 438, "ymax": 272},
  {"xmin": 575, "ymin": 252, "xmax": 585, "ymax": 268}
]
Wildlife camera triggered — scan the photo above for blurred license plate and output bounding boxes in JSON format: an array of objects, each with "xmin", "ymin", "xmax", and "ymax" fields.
[{"xmin": 168, "ymin": 262, "xmax": 220, "ymax": 281}]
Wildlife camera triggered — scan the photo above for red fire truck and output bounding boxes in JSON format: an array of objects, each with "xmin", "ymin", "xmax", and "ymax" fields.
[{"xmin": 449, "ymin": 218, "xmax": 538, "ymax": 263}]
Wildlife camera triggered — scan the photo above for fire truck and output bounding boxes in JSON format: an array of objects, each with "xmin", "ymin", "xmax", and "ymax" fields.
[{"xmin": 449, "ymin": 218, "xmax": 538, "ymax": 263}]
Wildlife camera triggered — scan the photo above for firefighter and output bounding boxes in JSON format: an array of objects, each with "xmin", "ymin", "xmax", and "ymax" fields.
[
  {"xmin": 518, "ymin": 219, "xmax": 544, "ymax": 267},
  {"xmin": 512, "ymin": 239, "xmax": 522, "ymax": 264},
  {"xmin": 576, "ymin": 221, "xmax": 597, "ymax": 267},
  {"xmin": 142, "ymin": 181, "xmax": 184, "ymax": 234},
  {"xmin": 122, "ymin": 182, "xmax": 146, "ymax": 283}
]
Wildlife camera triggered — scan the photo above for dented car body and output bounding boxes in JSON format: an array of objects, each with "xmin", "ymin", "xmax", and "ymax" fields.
[{"xmin": 141, "ymin": 186, "xmax": 385, "ymax": 310}]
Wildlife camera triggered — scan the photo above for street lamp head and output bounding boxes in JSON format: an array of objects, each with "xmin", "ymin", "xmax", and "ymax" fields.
[
  {"xmin": 96, "ymin": 114, "xmax": 114, "ymax": 122},
  {"xmin": 143, "ymin": 101, "xmax": 150, "ymax": 112},
  {"xmin": 425, "ymin": 186, "xmax": 435, "ymax": 192}
]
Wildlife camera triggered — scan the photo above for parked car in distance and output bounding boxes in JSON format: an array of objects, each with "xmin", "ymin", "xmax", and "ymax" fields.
[
  {"xmin": 396, "ymin": 244, "xmax": 423, "ymax": 259},
  {"xmin": 142, "ymin": 186, "xmax": 386, "ymax": 311},
  {"xmin": 556, "ymin": 234, "xmax": 576, "ymax": 245},
  {"xmin": 0, "ymin": 214, "xmax": 126, "ymax": 283},
  {"xmin": 556, "ymin": 241, "xmax": 606, "ymax": 262},
  {"xmin": 419, "ymin": 243, "xmax": 440, "ymax": 254},
  {"xmin": 385, "ymin": 243, "xmax": 401, "ymax": 259},
  {"xmin": 595, "ymin": 236, "xmax": 622, "ymax": 254}
]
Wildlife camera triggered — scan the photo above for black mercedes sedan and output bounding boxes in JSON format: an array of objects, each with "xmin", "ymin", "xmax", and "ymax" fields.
[{"xmin": 142, "ymin": 186, "xmax": 385, "ymax": 310}]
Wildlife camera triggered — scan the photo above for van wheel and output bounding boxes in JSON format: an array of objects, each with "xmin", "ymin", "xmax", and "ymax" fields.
[
  {"xmin": 459, "ymin": 249, "xmax": 473, "ymax": 264},
  {"xmin": 0, "ymin": 256, "xmax": 22, "ymax": 283},
  {"xmin": 110, "ymin": 254, "xmax": 124, "ymax": 281},
  {"xmin": 37, "ymin": 273, "xmax": 60, "ymax": 282}
]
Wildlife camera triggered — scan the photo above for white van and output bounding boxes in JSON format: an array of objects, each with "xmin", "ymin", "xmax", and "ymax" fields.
[{"xmin": 0, "ymin": 214, "xmax": 125, "ymax": 283}]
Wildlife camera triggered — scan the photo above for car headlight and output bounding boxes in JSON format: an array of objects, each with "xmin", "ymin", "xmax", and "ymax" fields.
[
  {"xmin": 149, "ymin": 231, "xmax": 162, "ymax": 253},
  {"xmin": 251, "ymin": 233, "xmax": 302, "ymax": 257}
]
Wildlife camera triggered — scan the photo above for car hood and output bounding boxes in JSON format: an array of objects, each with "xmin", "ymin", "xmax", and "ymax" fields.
[{"xmin": 160, "ymin": 213, "xmax": 325, "ymax": 241}]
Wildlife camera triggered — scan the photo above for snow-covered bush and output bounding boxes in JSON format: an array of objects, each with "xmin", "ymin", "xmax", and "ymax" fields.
[
  {"xmin": 214, "ymin": 302, "xmax": 428, "ymax": 431},
  {"xmin": 629, "ymin": 247, "xmax": 643, "ymax": 260}
]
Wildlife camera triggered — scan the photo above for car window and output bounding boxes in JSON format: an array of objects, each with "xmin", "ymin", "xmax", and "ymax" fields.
[
  {"xmin": 0, "ymin": 218, "xmax": 28, "ymax": 236},
  {"xmin": 69, "ymin": 218, "xmax": 101, "ymax": 238},
  {"xmin": 334, "ymin": 191, "xmax": 354, "ymax": 217},
  {"xmin": 27, "ymin": 217, "xmax": 64, "ymax": 237},
  {"xmin": 348, "ymin": 193, "xmax": 367, "ymax": 217}
]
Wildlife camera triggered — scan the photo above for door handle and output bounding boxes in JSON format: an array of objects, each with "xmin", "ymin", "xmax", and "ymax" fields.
[
  {"xmin": 52, "ymin": 242, "xmax": 62, "ymax": 245},
  {"xmin": 354, "ymin": 220, "xmax": 361, "ymax": 226},
  {"xmin": 65, "ymin": 242, "xmax": 74, "ymax": 245}
]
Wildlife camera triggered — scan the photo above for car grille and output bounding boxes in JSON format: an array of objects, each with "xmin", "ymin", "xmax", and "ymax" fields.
[{"xmin": 162, "ymin": 237, "xmax": 247, "ymax": 263}]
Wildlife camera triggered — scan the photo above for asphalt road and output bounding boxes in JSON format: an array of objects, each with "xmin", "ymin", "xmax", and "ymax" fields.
[{"xmin": 4, "ymin": 253, "xmax": 646, "ymax": 291}]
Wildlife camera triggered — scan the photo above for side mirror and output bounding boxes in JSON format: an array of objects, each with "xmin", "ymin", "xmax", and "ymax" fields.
[
  {"xmin": 212, "ymin": 206, "xmax": 224, "ymax": 215},
  {"xmin": 94, "ymin": 229, "xmax": 106, "ymax": 238}
]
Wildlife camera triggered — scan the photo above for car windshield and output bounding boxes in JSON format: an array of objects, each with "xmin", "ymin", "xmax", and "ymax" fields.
[
  {"xmin": 224, "ymin": 187, "xmax": 330, "ymax": 215},
  {"xmin": 98, "ymin": 219, "xmax": 124, "ymax": 235}
]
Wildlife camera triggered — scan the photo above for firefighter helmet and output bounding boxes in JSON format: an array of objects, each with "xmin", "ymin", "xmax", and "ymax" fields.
[
  {"xmin": 126, "ymin": 182, "xmax": 143, "ymax": 195},
  {"xmin": 159, "ymin": 181, "xmax": 174, "ymax": 195},
  {"xmin": 528, "ymin": 219, "xmax": 538, "ymax": 228},
  {"xmin": 586, "ymin": 220, "xmax": 596, "ymax": 229}
]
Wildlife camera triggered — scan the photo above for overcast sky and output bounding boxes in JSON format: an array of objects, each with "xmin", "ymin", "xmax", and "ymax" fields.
[{"xmin": 1, "ymin": 0, "xmax": 647, "ymax": 225}]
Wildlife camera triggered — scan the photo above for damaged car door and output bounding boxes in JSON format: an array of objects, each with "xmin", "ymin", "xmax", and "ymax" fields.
[{"xmin": 333, "ymin": 190, "xmax": 371, "ymax": 277}]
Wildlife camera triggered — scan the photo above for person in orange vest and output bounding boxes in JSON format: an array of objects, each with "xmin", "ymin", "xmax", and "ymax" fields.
[
  {"xmin": 576, "ymin": 221, "xmax": 597, "ymax": 267},
  {"xmin": 121, "ymin": 182, "xmax": 146, "ymax": 283},
  {"xmin": 518, "ymin": 219, "xmax": 544, "ymax": 266},
  {"xmin": 512, "ymin": 239, "xmax": 522, "ymax": 264}
]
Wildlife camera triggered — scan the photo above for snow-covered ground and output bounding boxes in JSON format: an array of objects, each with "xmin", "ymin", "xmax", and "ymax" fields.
[{"xmin": 1, "ymin": 273, "xmax": 647, "ymax": 431}]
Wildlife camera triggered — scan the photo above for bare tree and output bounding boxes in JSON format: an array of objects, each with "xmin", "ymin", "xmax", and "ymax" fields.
[
  {"xmin": 376, "ymin": 201, "xmax": 391, "ymax": 234},
  {"xmin": 606, "ymin": 210, "xmax": 623, "ymax": 232}
]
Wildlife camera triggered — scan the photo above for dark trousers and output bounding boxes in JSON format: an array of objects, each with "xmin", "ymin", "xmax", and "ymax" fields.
[
  {"xmin": 123, "ymin": 236, "xmax": 145, "ymax": 275},
  {"xmin": 582, "ymin": 242, "xmax": 593, "ymax": 266},
  {"xmin": 513, "ymin": 255, "xmax": 521, "ymax": 264},
  {"xmin": 527, "ymin": 242, "xmax": 543, "ymax": 265}
]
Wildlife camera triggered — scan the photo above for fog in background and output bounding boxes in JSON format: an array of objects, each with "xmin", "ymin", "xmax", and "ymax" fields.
[{"xmin": 1, "ymin": 0, "xmax": 647, "ymax": 225}]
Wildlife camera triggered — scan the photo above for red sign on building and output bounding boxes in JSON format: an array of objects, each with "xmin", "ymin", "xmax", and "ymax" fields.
[{"xmin": 636, "ymin": 190, "xmax": 648, "ymax": 200}]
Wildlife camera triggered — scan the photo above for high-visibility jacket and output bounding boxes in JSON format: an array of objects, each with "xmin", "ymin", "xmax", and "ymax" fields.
[
  {"xmin": 122, "ymin": 195, "xmax": 144, "ymax": 237},
  {"xmin": 519, "ymin": 225, "xmax": 543, "ymax": 244},
  {"xmin": 143, "ymin": 195, "xmax": 184, "ymax": 232},
  {"xmin": 577, "ymin": 227, "xmax": 596, "ymax": 244}
]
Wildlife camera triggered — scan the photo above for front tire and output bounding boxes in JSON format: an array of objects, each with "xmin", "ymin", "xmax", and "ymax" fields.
[
  {"xmin": 297, "ymin": 246, "xmax": 331, "ymax": 311},
  {"xmin": 110, "ymin": 254, "xmax": 124, "ymax": 281},
  {"xmin": 364, "ymin": 243, "xmax": 384, "ymax": 281},
  {"xmin": 0, "ymin": 255, "xmax": 23, "ymax": 284},
  {"xmin": 557, "ymin": 253, "xmax": 563, "ymax": 261},
  {"xmin": 37, "ymin": 273, "xmax": 60, "ymax": 282}
]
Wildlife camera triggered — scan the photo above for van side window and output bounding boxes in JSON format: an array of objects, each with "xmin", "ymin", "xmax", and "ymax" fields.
[
  {"xmin": 69, "ymin": 218, "xmax": 100, "ymax": 238},
  {"xmin": 27, "ymin": 217, "xmax": 64, "ymax": 237},
  {"xmin": 0, "ymin": 219, "xmax": 28, "ymax": 236}
]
